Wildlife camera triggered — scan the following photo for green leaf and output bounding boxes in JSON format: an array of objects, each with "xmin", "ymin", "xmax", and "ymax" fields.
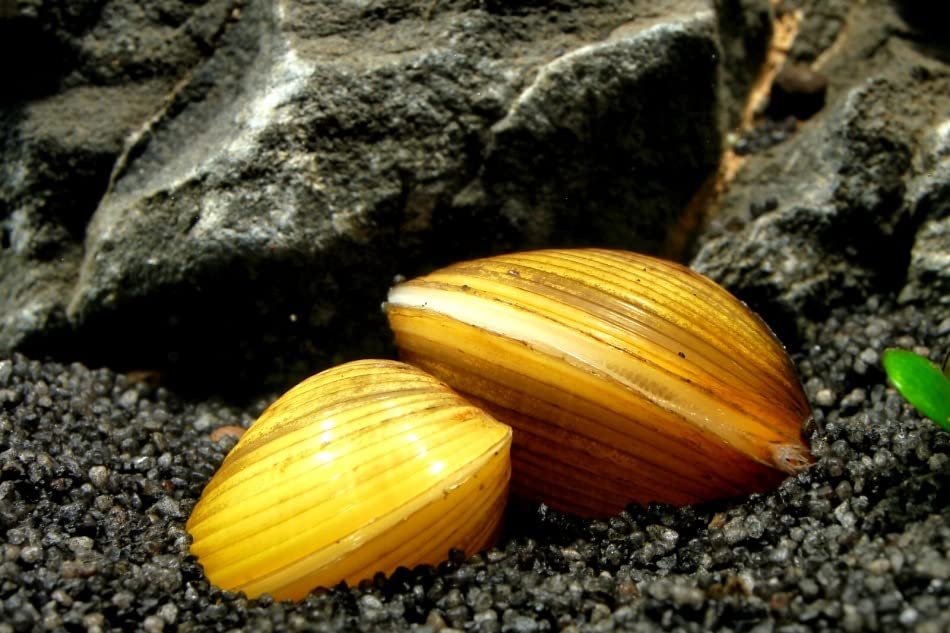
[{"xmin": 882, "ymin": 349, "xmax": 950, "ymax": 431}]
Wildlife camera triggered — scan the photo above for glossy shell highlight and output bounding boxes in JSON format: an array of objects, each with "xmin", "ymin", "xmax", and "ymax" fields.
[
  {"xmin": 386, "ymin": 248, "xmax": 811, "ymax": 517},
  {"xmin": 186, "ymin": 359, "xmax": 512, "ymax": 601}
]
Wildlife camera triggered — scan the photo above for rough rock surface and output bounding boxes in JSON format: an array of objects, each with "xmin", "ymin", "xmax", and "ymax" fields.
[
  {"xmin": 693, "ymin": 0, "xmax": 950, "ymax": 341},
  {"xmin": 0, "ymin": 0, "xmax": 237, "ymax": 356},
  {"xmin": 2, "ymin": 0, "xmax": 765, "ymax": 390}
]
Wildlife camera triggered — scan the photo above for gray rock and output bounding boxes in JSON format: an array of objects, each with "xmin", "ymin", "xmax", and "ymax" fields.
[
  {"xmin": 784, "ymin": 0, "xmax": 850, "ymax": 63},
  {"xmin": 0, "ymin": 0, "xmax": 235, "ymax": 355},
  {"xmin": 3, "ymin": 0, "xmax": 768, "ymax": 391},
  {"xmin": 899, "ymin": 119, "xmax": 950, "ymax": 306},
  {"xmin": 692, "ymin": 1, "xmax": 950, "ymax": 338},
  {"xmin": 715, "ymin": 0, "xmax": 773, "ymax": 127},
  {"xmin": 900, "ymin": 216, "xmax": 950, "ymax": 306}
]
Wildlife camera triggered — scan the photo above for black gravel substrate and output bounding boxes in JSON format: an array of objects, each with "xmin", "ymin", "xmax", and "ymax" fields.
[{"xmin": 1, "ymin": 295, "xmax": 948, "ymax": 632}]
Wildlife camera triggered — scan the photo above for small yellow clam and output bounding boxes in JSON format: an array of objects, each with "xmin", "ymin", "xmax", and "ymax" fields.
[
  {"xmin": 186, "ymin": 359, "xmax": 511, "ymax": 601},
  {"xmin": 386, "ymin": 248, "xmax": 812, "ymax": 517}
]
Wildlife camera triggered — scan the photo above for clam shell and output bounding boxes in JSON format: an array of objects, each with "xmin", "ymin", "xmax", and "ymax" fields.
[
  {"xmin": 187, "ymin": 359, "xmax": 511, "ymax": 601},
  {"xmin": 386, "ymin": 249, "xmax": 811, "ymax": 517}
]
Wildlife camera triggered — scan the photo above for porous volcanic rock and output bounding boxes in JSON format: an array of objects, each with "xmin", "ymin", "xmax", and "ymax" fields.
[
  {"xmin": 1, "ymin": 0, "xmax": 767, "ymax": 391},
  {"xmin": 0, "ymin": 0, "xmax": 236, "ymax": 364},
  {"xmin": 692, "ymin": 0, "xmax": 950, "ymax": 343}
]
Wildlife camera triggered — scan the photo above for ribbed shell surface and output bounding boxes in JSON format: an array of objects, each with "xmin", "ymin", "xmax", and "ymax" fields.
[
  {"xmin": 385, "ymin": 249, "xmax": 811, "ymax": 517},
  {"xmin": 186, "ymin": 360, "xmax": 511, "ymax": 601}
]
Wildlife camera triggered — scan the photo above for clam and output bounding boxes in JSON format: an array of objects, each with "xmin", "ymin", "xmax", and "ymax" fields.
[
  {"xmin": 385, "ymin": 248, "xmax": 812, "ymax": 517},
  {"xmin": 186, "ymin": 359, "xmax": 512, "ymax": 601},
  {"xmin": 188, "ymin": 248, "xmax": 813, "ymax": 600}
]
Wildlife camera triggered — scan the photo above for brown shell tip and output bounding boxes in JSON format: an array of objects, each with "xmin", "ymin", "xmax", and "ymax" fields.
[{"xmin": 771, "ymin": 442, "xmax": 813, "ymax": 474}]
